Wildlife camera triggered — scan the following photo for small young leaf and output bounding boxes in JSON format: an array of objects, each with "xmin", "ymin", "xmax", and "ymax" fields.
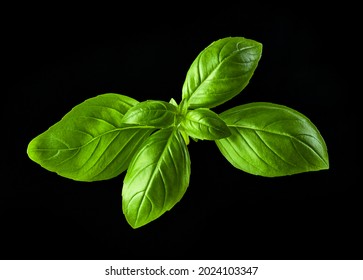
[
  {"xmin": 27, "ymin": 93, "xmax": 154, "ymax": 181},
  {"xmin": 179, "ymin": 129, "xmax": 190, "ymax": 145},
  {"xmin": 181, "ymin": 108, "xmax": 231, "ymax": 140},
  {"xmin": 215, "ymin": 102, "xmax": 329, "ymax": 177},
  {"xmin": 122, "ymin": 128, "xmax": 191, "ymax": 229},
  {"xmin": 182, "ymin": 37, "xmax": 262, "ymax": 109},
  {"xmin": 169, "ymin": 98, "xmax": 178, "ymax": 106},
  {"xmin": 121, "ymin": 100, "xmax": 178, "ymax": 128}
]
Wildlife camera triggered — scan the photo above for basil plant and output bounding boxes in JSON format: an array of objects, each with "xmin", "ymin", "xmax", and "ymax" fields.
[{"xmin": 27, "ymin": 37, "xmax": 329, "ymax": 228}]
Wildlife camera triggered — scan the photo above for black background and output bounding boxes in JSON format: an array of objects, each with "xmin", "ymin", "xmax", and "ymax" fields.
[{"xmin": 1, "ymin": 6, "xmax": 359, "ymax": 260}]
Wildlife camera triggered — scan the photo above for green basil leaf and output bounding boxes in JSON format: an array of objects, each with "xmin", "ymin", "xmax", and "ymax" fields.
[
  {"xmin": 122, "ymin": 128, "xmax": 191, "ymax": 228},
  {"xmin": 121, "ymin": 100, "xmax": 178, "ymax": 128},
  {"xmin": 27, "ymin": 93, "xmax": 154, "ymax": 181},
  {"xmin": 181, "ymin": 108, "xmax": 231, "ymax": 140},
  {"xmin": 182, "ymin": 37, "xmax": 262, "ymax": 109},
  {"xmin": 169, "ymin": 98, "xmax": 178, "ymax": 106},
  {"xmin": 215, "ymin": 102, "xmax": 329, "ymax": 177}
]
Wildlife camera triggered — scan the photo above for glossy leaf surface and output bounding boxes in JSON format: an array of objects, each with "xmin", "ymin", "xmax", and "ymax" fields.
[
  {"xmin": 27, "ymin": 94, "xmax": 154, "ymax": 181},
  {"xmin": 181, "ymin": 108, "xmax": 231, "ymax": 140},
  {"xmin": 122, "ymin": 128, "xmax": 191, "ymax": 228},
  {"xmin": 121, "ymin": 100, "xmax": 178, "ymax": 128},
  {"xmin": 182, "ymin": 37, "xmax": 262, "ymax": 109},
  {"xmin": 216, "ymin": 102, "xmax": 329, "ymax": 177}
]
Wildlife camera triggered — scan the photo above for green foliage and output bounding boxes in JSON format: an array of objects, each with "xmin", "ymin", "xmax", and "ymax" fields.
[
  {"xmin": 27, "ymin": 93, "xmax": 154, "ymax": 182},
  {"xmin": 27, "ymin": 37, "xmax": 329, "ymax": 228},
  {"xmin": 122, "ymin": 128, "xmax": 191, "ymax": 228},
  {"xmin": 215, "ymin": 102, "xmax": 329, "ymax": 177},
  {"xmin": 181, "ymin": 108, "xmax": 231, "ymax": 140},
  {"xmin": 182, "ymin": 37, "xmax": 262, "ymax": 108}
]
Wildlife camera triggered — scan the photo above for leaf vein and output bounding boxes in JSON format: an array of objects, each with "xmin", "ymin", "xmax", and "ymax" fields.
[
  {"xmin": 254, "ymin": 130, "xmax": 297, "ymax": 167},
  {"xmin": 79, "ymin": 115, "xmax": 117, "ymax": 128},
  {"xmin": 236, "ymin": 130, "xmax": 279, "ymax": 171}
]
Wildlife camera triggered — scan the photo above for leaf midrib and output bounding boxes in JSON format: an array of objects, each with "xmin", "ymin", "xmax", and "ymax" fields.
[
  {"xmin": 29, "ymin": 125, "xmax": 155, "ymax": 152},
  {"xmin": 228, "ymin": 124, "xmax": 327, "ymax": 165},
  {"xmin": 188, "ymin": 43, "xmax": 256, "ymax": 99},
  {"xmin": 135, "ymin": 129, "xmax": 176, "ymax": 224},
  {"xmin": 186, "ymin": 115, "xmax": 226, "ymax": 135}
]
